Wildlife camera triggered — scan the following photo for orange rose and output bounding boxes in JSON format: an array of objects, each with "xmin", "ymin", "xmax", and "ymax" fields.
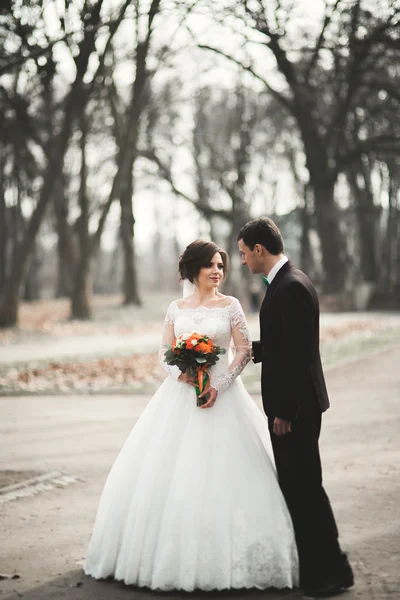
[
  {"xmin": 185, "ymin": 333, "xmax": 201, "ymax": 349},
  {"xmin": 195, "ymin": 341, "xmax": 213, "ymax": 354}
]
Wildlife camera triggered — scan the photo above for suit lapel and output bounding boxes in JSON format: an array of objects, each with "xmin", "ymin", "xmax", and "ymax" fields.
[{"xmin": 260, "ymin": 261, "xmax": 293, "ymax": 316}]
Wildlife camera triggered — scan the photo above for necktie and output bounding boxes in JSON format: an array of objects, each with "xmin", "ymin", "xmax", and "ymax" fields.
[{"xmin": 262, "ymin": 276, "xmax": 270, "ymax": 287}]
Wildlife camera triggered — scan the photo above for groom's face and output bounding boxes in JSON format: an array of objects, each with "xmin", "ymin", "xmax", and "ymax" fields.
[{"xmin": 238, "ymin": 239, "xmax": 263, "ymax": 274}]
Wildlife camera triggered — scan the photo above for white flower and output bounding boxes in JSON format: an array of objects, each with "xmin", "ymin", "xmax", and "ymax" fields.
[
  {"xmin": 191, "ymin": 340, "xmax": 198, "ymax": 347},
  {"xmin": 181, "ymin": 333, "xmax": 191, "ymax": 341}
]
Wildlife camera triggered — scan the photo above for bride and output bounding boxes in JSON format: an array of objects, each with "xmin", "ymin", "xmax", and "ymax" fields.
[{"xmin": 84, "ymin": 239, "xmax": 299, "ymax": 591}]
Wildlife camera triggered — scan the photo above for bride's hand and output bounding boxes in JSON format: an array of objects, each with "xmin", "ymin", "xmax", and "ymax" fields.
[
  {"xmin": 199, "ymin": 386, "xmax": 218, "ymax": 409},
  {"xmin": 178, "ymin": 372, "xmax": 196, "ymax": 386}
]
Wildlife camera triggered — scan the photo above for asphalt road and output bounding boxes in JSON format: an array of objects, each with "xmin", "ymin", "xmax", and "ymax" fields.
[{"xmin": 1, "ymin": 346, "xmax": 400, "ymax": 599}]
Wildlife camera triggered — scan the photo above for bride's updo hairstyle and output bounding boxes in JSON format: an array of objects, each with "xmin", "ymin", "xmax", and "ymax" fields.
[{"xmin": 178, "ymin": 240, "xmax": 229, "ymax": 283}]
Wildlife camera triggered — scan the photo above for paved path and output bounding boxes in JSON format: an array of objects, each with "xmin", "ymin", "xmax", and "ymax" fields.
[{"xmin": 1, "ymin": 346, "xmax": 400, "ymax": 599}]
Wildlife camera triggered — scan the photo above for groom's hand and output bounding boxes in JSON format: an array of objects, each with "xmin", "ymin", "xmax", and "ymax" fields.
[
  {"xmin": 199, "ymin": 386, "xmax": 218, "ymax": 409},
  {"xmin": 273, "ymin": 417, "xmax": 291, "ymax": 436}
]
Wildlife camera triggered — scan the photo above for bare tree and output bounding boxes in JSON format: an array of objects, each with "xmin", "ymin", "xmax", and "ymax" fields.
[
  {"xmin": 105, "ymin": 0, "xmax": 200, "ymax": 305},
  {"xmin": 381, "ymin": 158, "xmax": 400, "ymax": 295},
  {"xmin": 199, "ymin": 0, "xmax": 400, "ymax": 292},
  {"xmin": 139, "ymin": 80, "xmax": 285, "ymax": 295},
  {"xmin": 347, "ymin": 155, "xmax": 381, "ymax": 282},
  {"xmin": 0, "ymin": 0, "xmax": 131, "ymax": 326},
  {"xmin": 105, "ymin": 3, "xmax": 165, "ymax": 308}
]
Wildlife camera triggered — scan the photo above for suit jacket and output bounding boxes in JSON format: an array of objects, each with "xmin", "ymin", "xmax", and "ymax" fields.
[{"xmin": 253, "ymin": 261, "xmax": 330, "ymax": 421}]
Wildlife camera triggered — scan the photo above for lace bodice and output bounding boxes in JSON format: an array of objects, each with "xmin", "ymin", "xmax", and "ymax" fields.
[{"xmin": 159, "ymin": 297, "xmax": 252, "ymax": 395}]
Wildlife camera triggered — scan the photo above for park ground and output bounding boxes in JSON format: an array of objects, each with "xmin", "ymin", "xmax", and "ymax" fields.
[{"xmin": 1, "ymin": 295, "xmax": 400, "ymax": 599}]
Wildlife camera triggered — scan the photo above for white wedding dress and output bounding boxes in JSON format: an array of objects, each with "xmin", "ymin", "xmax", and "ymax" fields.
[{"xmin": 84, "ymin": 297, "xmax": 299, "ymax": 591}]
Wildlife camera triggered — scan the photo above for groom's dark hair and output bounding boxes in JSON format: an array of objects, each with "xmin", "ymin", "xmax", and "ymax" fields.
[{"xmin": 237, "ymin": 218, "xmax": 284, "ymax": 255}]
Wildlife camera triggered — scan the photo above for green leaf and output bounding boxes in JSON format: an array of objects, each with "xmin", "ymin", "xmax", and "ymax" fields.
[{"xmin": 164, "ymin": 349, "xmax": 176, "ymax": 361}]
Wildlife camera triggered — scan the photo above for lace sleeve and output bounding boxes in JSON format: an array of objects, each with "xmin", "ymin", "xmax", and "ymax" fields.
[
  {"xmin": 211, "ymin": 297, "xmax": 252, "ymax": 395},
  {"xmin": 158, "ymin": 301, "xmax": 181, "ymax": 380}
]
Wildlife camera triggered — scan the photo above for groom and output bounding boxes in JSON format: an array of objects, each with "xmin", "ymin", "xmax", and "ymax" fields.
[{"xmin": 237, "ymin": 218, "xmax": 354, "ymax": 598}]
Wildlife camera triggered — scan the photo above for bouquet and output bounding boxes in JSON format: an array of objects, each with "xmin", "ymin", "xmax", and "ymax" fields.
[{"xmin": 164, "ymin": 332, "xmax": 226, "ymax": 407}]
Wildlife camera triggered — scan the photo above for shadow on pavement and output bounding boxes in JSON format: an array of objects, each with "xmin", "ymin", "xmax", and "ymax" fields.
[{"xmin": 3, "ymin": 569, "xmax": 302, "ymax": 600}]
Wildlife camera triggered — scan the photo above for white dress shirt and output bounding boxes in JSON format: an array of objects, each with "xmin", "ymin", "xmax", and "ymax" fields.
[{"xmin": 265, "ymin": 255, "xmax": 288, "ymax": 285}]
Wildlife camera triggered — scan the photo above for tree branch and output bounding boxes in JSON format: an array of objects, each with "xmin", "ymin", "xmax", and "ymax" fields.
[
  {"xmin": 338, "ymin": 133, "xmax": 400, "ymax": 169},
  {"xmin": 86, "ymin": 0, "xmax": 132, "ymax": 98},
  {"xmin": 137, "ymin": 149, "xmax": 232, "ymax": 220},
  {"xmin": 306, "ymin": 0, "xmax": 344, "ymax": 82},
  {"xmin": 197, "ymin": 44, "xmax": 293, "ymax": 112},
  {"xmin": 361, "ymin": 78, "xmax": 400, "ymax": 105},
  {"xmin": 242, "ymin": 2, "xmax": 299, "ymax": 90}
]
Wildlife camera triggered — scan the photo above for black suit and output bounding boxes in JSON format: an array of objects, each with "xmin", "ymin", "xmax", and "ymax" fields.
[{"xmin": 253, "ymin": 261, "xmax": 343, "ymax": 588}]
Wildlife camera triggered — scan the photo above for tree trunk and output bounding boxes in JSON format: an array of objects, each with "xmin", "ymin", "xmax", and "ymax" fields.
[
  {"xmin": 56, "ymin": 258, "xmax": 70, "ymax": 299},
  {"xmin": 71, "ymin": 266, "xmax": 92, "ymax": 319},
  {"xmin": 23, "ymin": 242, "xmax": 41, "ymax": 301},
  {"xmin": 294, "ymin": 108, "xmax": 346, "ymax": 292},
  {"xmin": 54, "ymin": 176, "xmax": 76, "ymax": 298},
  {"xmin": 299, "ymin": 207, "xmax": 313, "ymax": 276},
  {"xmin": 0, "ymin": 94, "xmax": 80, "ymax": 326},
  {"xmin": 70, "ymin": 113, "xmax": 92, "ymax": 319},
  {"xmin": 100, "ymin": 1, "xmax": 160, "ymax": 304},
  {"xmin": 113, "ymin": 35, "xmax": 157, "ymax": 305},
  {"xmin": 0, "ymin": 247, "xmax": 24, "ymax": 325},
  {"xmin": 347, "ymin": 160, "xmax": 379, "ymax": 282},
  {"xmin": 0, "ymin": 194, "xmax": 48, "ymax": 327},
  {"xmin": 312, "ymin": 183, "xmax": 346, "ymax": 293},
  {"xmin": 224, "ymin": 205, "xmax": 251, "ymax": 297},
  {"xmin": 299, "ymin": 185, "xmax": 314, "ymax": 276},
  {"xmin": 95, "ymin": 43, "xmax": 150, "ymax": 302},
  {"xmin": 122, "ymin": 234, "xmax": 141, "ymax": 305},
  {"xmin": 395, "ymin": 206, "xmax": 400, "ymax": 296},
  {"xmin": 120, "ymin": 166, "xmax": 141, "ymax": 305},
  {"xmin": 0, "ymin": 164, "xmax": 7, "ymax": 295},
  {"xmin": 152, "ymin": 202, "xmax": 165, "ymax": 289},
  {"xmin": 106, "ymin": 241, "xmax": 121, "ymax": 292},
  {"xmin": 355, "ymin": 207, "xmax": 379, "ymax": 283},
  {"xmin": 384, "ymin": 170, "xmax": 400, "ymax": 293},
  {"xmin": 395, "ymin": 186, "xmax": 400, "ymax": 294},
  {"xmin": 0, "ymin": 2, "xmax": 106, "ymax": 328}
]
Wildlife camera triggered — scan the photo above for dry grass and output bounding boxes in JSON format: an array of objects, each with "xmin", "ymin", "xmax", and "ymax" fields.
[{"xmin": 0, "ymin": 353, "xmax": 165, "ymax": 393}]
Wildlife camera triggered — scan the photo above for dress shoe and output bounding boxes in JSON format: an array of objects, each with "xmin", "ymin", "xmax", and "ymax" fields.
[
  {"xmin": 302, "ymin": 552, "xmax": 354, "ymax": 597},
  {"xmin": 303, "ymin": 579, "xmax": 344, "ymax": 598}
]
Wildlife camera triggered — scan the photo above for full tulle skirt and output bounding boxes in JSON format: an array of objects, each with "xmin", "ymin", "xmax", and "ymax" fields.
[{"xmin": 84, "ymin": 376, "xmax": 299, "ymax": 591}]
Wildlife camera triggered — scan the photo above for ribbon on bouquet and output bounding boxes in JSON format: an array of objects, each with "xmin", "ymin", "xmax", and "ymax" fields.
[{"xmin": 195, "ymin": 367, "xmax": 210, "ymax": 407}]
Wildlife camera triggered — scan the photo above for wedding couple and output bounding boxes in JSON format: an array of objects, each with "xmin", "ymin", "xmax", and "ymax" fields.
[{"xmin": 84, "ymin": 217, "xmax": 354, "ymax": 598}]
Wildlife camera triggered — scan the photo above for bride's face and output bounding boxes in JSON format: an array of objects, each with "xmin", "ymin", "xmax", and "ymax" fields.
[{"xmin": 196, "ymin": 252, "xmax": 224, "ymax": 291}]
